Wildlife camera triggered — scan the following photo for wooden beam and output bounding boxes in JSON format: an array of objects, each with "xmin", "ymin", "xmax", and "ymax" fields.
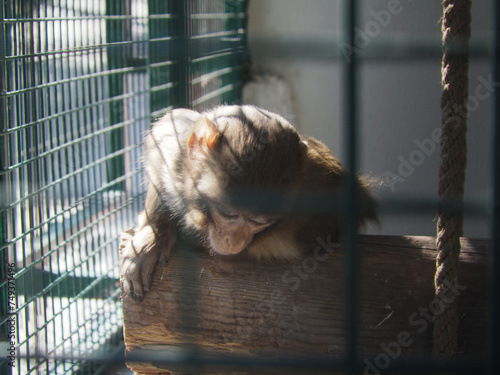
[{"xmin": 120, "ymin": 234, "xmax": 490, "ymax": 374}]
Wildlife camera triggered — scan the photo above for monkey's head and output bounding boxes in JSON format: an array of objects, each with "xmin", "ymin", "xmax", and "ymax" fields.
[{"xmin": 183, "ymin": 106, "xmax": 306, "ymax": 256}]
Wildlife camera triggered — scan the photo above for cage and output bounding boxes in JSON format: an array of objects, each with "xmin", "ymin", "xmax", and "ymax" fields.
[
  {"xmin": 1, "ymin": 0, "xmax": 246, "ymax": 373},
  {"xmin": 1, "ymin": 0, "xmax": 499, "ymax": 375}
]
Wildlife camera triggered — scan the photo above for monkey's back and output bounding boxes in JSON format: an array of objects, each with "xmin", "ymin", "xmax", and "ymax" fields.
[{"xmin": 144, "ymin": 109, "xmax": 201, "ymax": 212}]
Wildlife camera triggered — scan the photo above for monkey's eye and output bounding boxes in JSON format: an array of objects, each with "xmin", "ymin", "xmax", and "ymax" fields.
[
  {"xmin": 214, "ymin": 204, "xmax": 239, "ymax": 219},
  {"xmin": 249, "ymin": 217, "xmax": 276, "ymax": 226}
]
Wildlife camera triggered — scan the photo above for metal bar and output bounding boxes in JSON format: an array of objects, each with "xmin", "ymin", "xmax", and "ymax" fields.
[
  {"xmin": 248, "ymin": 38, "xmax": 490, "ymax": 62},
  {"xmin": 190, "ymin": 12, "xmax": 246, "ymax": 20},
  {"xmin": 190, "ymin": 66, "xmax": 237, "ymax": 84},
  {"xmin": 1, "ymin": 65, "xmax": 149, "ymax": 99},
  {"xmin": 150, "ymin": 81, "xmax": 175, "ymax": 93},
  {"xmin": 190, "ymin": 49, "xmax": 245, "ymax": 63},
  {"xmin": 1, "ymin": 40, "xmax": 149, "ymax": 62},
  {"xmin": 0, "ymin": 5, "xmax": 13, "ymax": 373},
  {"xmin": 490, "ymin": 1, "xmax": 500, "ymax": 374},
  {"xmin": 1, "ymin": 15, "xmax": 161, "ymax": 22},
  {"xmin": 191, "ymin": 83, "xmax": 238, "ymax": 106},
  {"xmin": 190, "ymin": 30, "xmax": 237, "ymax": 39},
  {"xmin": 342, "ymin": 0, "xmax": 359, "ymax": 373},
  {"xmin": 176, "ymin": 0, "xmax": 190, "ymax": 108},
  {"xmin": 2, "ymin": 351, "xmax": 487, "ymax": 374}
]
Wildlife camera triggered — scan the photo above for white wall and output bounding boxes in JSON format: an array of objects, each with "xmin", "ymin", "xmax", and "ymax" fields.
[{"xmin": 247, "ymin": 0, "xmax": 493, "ymax": 238}]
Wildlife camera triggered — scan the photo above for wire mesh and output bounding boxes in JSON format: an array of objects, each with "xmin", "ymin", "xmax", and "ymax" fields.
[
  {"xmin": 0, "ymin": 0, "xmax": 497, "ymax": 375},
  {"xmin": 0, "ymin": 0, "xmax": 247, "ymax": 374}
]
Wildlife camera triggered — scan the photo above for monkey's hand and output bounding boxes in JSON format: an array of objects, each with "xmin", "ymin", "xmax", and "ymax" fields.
[{"xmin": 120, "ymin": 225, "xmax": 170, "ymax": 301}]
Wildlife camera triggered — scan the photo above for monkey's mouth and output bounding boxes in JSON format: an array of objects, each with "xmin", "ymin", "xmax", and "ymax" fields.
[
  {"xmin": 208, "ymin": 243, "xmax": 248, "ymax": 257},
  {"xmin": 205, "ymin": 226, "xmax": 253, "ymax": 256},
  {"xmin": 206, "ymin": 236, "xmax": 250, "ymax": 257},
  {"xmin": 208, "ymin": 248, "xmax": 238, "ymax": 257}
]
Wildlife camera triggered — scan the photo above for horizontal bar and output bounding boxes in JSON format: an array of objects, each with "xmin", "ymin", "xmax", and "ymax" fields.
[
  {"xmin": 190, "ymin": 49, "xmax": 247, "ymax": 64},
  {"xmin": 2, "ymin": 64, "xmax": 148, "ymax": 99},
  {"xmin": 150, "ymin": 60, "xmax": 175, "ymax": 69},
  {"xmin": 150, "ymin": 81, "xmax": 176, "ymax": 93},
  {"xmin": 190, "ymin": 66, "xmax": 239, "ymax": 84},
  {"xmin": 191, "ymin": 83, "xmax": 238, "ymax": 106},
  {"xmin": 2, "ymin": 38, "xmax": 153, "ymax": 62},
  {"xmin": 2, "ymin": 15, "xmax": 175, "ymax": 23},
  {"xmin": 249, "ymin": 37, "xmax": 491, "ymax": 61},
  {"xmin": 150, "ymin": 105, "xmax": 175, "ymax": 121},
  {"xmin": 2, "ymin": 350, "xmax": 487, "ymax": 374},
  {"xmin": 190, "ymin": 30, "xmax": 243, "ymax": 40},
  {"xmin": 2, "ymin": 118, "xmax": 140, "ymax": 174},
  {"xmin": 148, "ymin": 14, "xmax": 176, "ymax": 20},
  {"xmin": 147, "ymin": 36, "xmax": 175, "ymax": 44},
  {"xmin": 190, "ymin": 12, "xmax": 246, "ymax": 20},
  {"xmin": 378, "ymin": 196, "xmax": 490, "ymax": 217}
]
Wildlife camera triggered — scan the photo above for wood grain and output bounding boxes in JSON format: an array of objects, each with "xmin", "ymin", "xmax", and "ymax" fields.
[{"xmin": 120, "ymin": 234, "xmax": 490, "ymax": 374}]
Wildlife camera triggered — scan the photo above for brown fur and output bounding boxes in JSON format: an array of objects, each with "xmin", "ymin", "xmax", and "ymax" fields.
[{"xmin": 120, "ymin": 105, "xmax": 378, "ymax": 300}]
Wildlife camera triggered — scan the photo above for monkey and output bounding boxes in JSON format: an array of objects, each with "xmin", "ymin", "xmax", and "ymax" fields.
[{"xmin": 120, "ymin": 105, "xmax": 378, "ymax": 301}]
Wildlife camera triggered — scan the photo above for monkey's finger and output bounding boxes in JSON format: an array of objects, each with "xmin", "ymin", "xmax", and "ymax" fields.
[
  {"xmin": 129, "ymin": 275, "xmax": 145, "ymax": 301},
  {"xmin": 122, "ymin": 259, "xmax": 146, "ymax": 301},
  {"xmin": 131, "ymin": 291, "xmax": 143, "ymax": 302},
  {"xmin": 121, "ymin": 274, "xmax": 141, "ymax": 301},
  {"xmin": 140, "ymin": 254, "xmax": 160, "ymax": 295}
]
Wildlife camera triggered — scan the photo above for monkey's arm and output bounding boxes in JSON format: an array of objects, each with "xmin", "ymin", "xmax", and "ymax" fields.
[{"xmin": 121, "ymin": 183, "xmax": 176, "ymax": 301}]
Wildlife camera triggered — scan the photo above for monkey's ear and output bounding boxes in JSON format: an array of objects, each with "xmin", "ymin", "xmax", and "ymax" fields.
[{"xmin": 188, "ymin": 116, "xmax": 220, "ymax": 157}]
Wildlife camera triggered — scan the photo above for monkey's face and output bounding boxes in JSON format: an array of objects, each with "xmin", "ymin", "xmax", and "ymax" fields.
[
  {"xmin": 206, "ymin": 201, "xmax": 277, "ymax": 255},
  {"xmin": 184, "ymin": 111, "xmax": 302, "ymax": 256}
]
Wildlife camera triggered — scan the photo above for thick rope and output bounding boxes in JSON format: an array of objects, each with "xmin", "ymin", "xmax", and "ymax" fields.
[{"xmin": 433, "ymin": 0, "xmax": 471, "ymax": 361}]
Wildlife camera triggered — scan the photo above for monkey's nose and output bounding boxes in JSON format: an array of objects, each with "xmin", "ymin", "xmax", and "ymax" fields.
[{"xmin": 224, "ymin": 235, "xmax": 250, "ymax": 254}]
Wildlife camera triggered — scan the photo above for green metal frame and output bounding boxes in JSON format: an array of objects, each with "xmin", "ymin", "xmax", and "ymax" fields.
[
  {"xmin": 0, "ymin": 1, "xmax": 247, "ymax": 374},
  {"xmin": 4, "ymin": 1, "xmax": 497, "ymax": 374}
]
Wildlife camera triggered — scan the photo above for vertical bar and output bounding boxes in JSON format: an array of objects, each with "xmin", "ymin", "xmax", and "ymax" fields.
[
  {"xmin": 342, "ymin": 0, "xmax": 359, "ymax": 373},
  {"xmin": 175, "ymin": 4, "xmax": 202, "ymax": 371},
  {"xmin": 175, "ymin": 0, "xmax": 190, "ymax": 108},
  {"xmin": 0, "ymin": 6, "xmax": 12, "ymax": 374},
  {"xmin": 0, "ymin": 0, "xmax": 8, "ymax": 253},
  {"xmin": 106, "ymin": 0, "xmax": 126, "ymax": 189},
  {"xmin": 490, "ymin": 1, "xmax": 500, "ymax": 374}
]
